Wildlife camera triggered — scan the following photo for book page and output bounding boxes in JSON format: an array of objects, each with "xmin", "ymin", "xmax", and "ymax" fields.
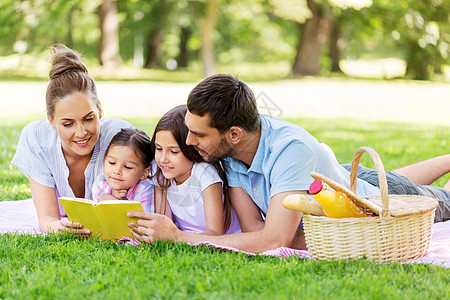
[
  {"xmin": 95, "ymin": 201, "xmax": 144, "ymax": 240},
  {"xmin": 59, "ymin": 198, "xmax": 108, "ymax": 239}
]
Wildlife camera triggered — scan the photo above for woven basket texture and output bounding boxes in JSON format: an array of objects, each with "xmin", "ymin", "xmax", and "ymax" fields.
[{"xmin": 303, "ymin": 147, "xmax": 437, "ymax": 262}]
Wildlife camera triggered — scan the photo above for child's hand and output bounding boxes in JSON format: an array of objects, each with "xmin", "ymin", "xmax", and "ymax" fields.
[
  {"xmin": 112, "ymin": 189, "xmax": 128, "ymax": 200},
  {"xmin": 98, "ymin": 193, "xmax": 119, "ymax": 202}
]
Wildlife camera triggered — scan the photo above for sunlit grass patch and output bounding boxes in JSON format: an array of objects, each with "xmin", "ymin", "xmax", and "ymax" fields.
[{"xmin": 0, "ymin": 233, "xmax": 448, "ymax": 299}]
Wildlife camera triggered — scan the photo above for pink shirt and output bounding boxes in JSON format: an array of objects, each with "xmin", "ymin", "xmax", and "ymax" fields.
[{"xmin": 92, "ymin": 174, "xmax": 154, "ymax": 212}]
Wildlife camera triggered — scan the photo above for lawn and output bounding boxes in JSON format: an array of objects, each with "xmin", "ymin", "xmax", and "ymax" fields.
[
  {"xmin": 1, "ymin": 233, "xmax": 448, "ymax": 299},
  {"xmin": 1, "ymin": 113, "xmax": 449, "ymax": 299}
]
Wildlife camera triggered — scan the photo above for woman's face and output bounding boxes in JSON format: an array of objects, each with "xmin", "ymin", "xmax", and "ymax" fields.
[{"xmin": 50, "ymin": 92, "xmax": 101, "ymax": 159}]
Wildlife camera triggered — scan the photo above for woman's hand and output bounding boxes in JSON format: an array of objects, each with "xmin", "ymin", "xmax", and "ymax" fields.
[
  {"xmin": 47, "ymin": 217, "xmax": 91, "ymax": 236},
  {"xmin": 29, "ymin": 179, "xmax": 91, "ymax": 235},
  {"xmin": 127, "ymin": 211, "xmax": 180, "ymax": 244}
]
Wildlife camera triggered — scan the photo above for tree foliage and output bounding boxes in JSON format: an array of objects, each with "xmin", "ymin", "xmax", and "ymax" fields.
[
  {"xmin": 0, "ymin": 0, "xmax": 449, "ymax": 80},
  {"xmin": 343, "ymin": 0, "xmax": 450, "ymax": 79}
]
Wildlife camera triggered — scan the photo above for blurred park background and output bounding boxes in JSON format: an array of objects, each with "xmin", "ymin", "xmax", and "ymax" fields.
[
  {"xmin": 0, "ymin": 0, "xmax": 449, "ymax": 123},
  {"xmin": 2, "ymin": 0, "xmax": 450, "ymax": 80}
]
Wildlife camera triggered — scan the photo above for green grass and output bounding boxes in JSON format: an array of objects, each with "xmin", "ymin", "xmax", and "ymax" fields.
[
  {"xmin": 1, "ymin": 234, "xmax": 448, "ymax": 299},
  {"xmin": 1, "ymin": 116, "xmax": 449, "ymax": 299}
]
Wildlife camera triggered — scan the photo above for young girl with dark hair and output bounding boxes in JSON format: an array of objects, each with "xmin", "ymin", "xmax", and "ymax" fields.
[
  {"xmin": 151, "ymin": 105, "xmax": 240, "ymax": 235},
  {"xmin": 92, "ymin": 128, "xmax": 154, "ymax": 212}
]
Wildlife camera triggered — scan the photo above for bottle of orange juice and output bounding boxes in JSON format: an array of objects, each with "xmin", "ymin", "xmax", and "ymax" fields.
[{"xmin": 309, "ymin": 179, "xmax": 367, "ymax": 218}]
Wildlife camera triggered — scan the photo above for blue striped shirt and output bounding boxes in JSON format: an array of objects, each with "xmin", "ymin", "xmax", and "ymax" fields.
[{"xmin": 11, "ymin": 118, "xmax": 134, "ymax": 215}]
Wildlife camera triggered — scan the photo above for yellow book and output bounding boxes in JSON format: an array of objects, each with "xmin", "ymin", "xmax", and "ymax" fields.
[{"xmin": 59, "ymin": 197, "xmax": 144, "ymax": 241}]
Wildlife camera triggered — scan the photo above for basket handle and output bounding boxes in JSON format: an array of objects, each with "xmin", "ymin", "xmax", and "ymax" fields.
[{"xmin": 350, "ymin": 147, "xmax": 390, "ymax": 217}]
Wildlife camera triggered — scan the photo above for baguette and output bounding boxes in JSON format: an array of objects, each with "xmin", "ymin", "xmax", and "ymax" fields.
[{"xmin": 283, "ymin": 194, "xmax": 325, "ymax": 216}]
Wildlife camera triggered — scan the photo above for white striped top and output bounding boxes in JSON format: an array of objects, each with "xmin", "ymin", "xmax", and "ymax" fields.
[{"xmin": 11, "ymin": 118, "xmax": 134, "ymax": 216}]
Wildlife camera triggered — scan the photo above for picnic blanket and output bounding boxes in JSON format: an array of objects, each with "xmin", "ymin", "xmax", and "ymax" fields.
[{"xmin": 1, "ymin": 199, "xmax": 449, "ymax": 268}]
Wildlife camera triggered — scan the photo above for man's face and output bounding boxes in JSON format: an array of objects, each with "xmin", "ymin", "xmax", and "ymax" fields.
[{"xmin": 184, "ymin": 111, "xmax": 233, "ymax": 163}]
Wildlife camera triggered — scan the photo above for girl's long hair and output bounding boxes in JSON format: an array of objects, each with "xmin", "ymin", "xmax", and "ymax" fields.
[{"xmin": 150, "ymin": 105, "xmax": 232, "ymax": 232}]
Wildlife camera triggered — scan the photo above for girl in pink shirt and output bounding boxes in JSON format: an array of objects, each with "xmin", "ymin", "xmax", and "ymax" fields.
[{"xmin": 92, "ymin": 128, "xmax": 154, "ymax": 212}]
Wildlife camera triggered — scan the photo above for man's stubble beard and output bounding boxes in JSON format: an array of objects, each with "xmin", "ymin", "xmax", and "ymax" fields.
[{"xmin": 200, "ymin": 137, "xmax": 234, "ymax": 163}]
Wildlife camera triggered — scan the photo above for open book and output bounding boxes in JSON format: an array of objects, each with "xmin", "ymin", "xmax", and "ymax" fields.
[{"xmin": 59, "ymin": 197, "xmax": 144, "ymax": 241}]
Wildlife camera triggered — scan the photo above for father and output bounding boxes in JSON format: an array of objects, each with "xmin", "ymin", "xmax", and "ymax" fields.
[{"xmin": 128, "ymin": 74, "xmax": 450, "ymax": 252}]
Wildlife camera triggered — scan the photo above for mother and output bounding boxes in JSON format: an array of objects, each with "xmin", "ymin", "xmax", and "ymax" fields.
[{"xmin": 11, "ymin": 45, "xmax": 133, "ymax": 234}]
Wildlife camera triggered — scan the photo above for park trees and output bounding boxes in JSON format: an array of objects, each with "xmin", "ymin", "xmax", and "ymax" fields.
[
  {"xmin": 379, "ymin": 0, "xmax": 450, "ymax": 80},
  {"xmin": 289, "ymin": 0, "xmax": 373, "ymax": 76},
  {"xmin": 0, "ymin": 0, "xmax": 448, "ymax": 80},
  {"xmin": 98, "ymin": 0, "xmax": 121, "ymax": 68},
  {"xmin": 291, "ymin": 0, "xmax": 332, "ymax": 76},
  {"xmin": 201, "ymin": 0, "xmax": 219, "ymax": 76},
  {"xmin": 0, "ymin": 0, "xmax": 101, "ymax": 59},
  {"xmin": 335, "ymin": 0, "xmax": 450, "ymax": 80}
]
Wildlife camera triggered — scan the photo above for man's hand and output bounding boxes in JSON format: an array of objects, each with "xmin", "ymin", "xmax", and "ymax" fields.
[{"xmin": 127, "ymin": 211, "xmax": 180, "ymax": 244}]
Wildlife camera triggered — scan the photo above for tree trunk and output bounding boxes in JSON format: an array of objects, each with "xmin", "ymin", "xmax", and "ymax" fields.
[
  {"xmin": 177, "ymin": 26, "xmax": 191, "ymax": 68},
  {"xmin": 144, "ymin": 0, "xmax": 172, "ymax": 69},
  {"xmin": 405, "ymin": 42, "xmax": 430, "ymax": 80},
  {"xmin": 67, "ymin": 6, "xmax": 74, "ymax": 48},
  {"xmin": 329, "ymin": 19, "xmax": 342, "ymax": 73},
  {"xmin": 201, "ymin": 0, "xmax": 219, "ymax": 77},
  {"xmin": 133, "ymin": 11, "xmax": 145, "ymax": 68},
  {"xmin": 145, "ymin": 27, "xmax": 165, "ymax": 68},
  {"xmin": 98, "ymin": 0, "xmax": 121, "ymax": 68},
  {"xmin": 291, "ymin": 0, "xmax": 332, "ymax": 76}
]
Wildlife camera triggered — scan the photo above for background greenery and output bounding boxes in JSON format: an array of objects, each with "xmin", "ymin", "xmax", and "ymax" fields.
[
  {"xmin": 1, "ymin": 1, "xmax": 449, "ymax": 298},
  {"xmin": 1, "ymin": 0, "xmax": 449, "ymax": 81}
]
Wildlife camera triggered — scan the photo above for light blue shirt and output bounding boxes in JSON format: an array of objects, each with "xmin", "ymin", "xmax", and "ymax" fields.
[
  {"xmin": 11, "ymin": 118, "xmax": 134, "ymax": 215},
  {"xmin": 225, "ymin": 115, "xmax": 380, "ymax": 216}
]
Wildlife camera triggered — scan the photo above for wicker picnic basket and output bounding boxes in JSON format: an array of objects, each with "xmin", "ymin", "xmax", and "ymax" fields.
[{"xmin": 302, "ymin": 147, "xmax": 438, "ymax": 262}]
